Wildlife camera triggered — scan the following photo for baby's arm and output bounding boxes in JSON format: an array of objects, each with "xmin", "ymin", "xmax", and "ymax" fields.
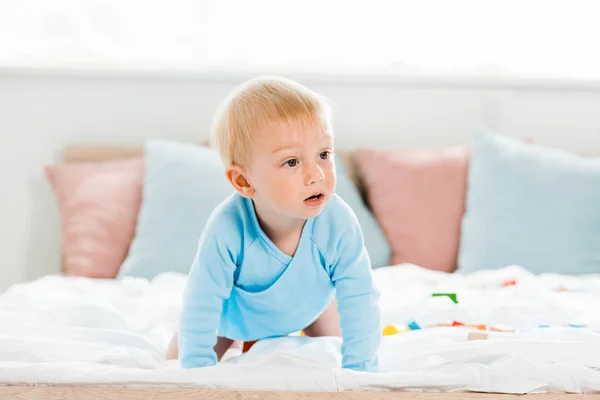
[
  {"xmin": 330, "ymin": 218, "xmax": 381, "ymax": 372},
  {"xmin": 178, "ymin": 228, "xmax": 236, "ymax": 368}
]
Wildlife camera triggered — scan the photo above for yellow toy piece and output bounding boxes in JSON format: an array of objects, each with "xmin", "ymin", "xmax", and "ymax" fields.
[
  {"xmin": 383, "ymin": 325, "xmax": 399, "ymax": 336},
  {"xmin": 382, "ymin": 325, "xmax": 410, "ymax": 336}
]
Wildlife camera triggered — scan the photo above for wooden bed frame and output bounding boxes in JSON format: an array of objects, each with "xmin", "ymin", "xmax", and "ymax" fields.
[
  {"xmin": 2, "ymin": 386, "xmax": 599, "ymax": 399},
  {"xmin": 3, "ymin": 145, "xmax": 598, "ymax": 399}
]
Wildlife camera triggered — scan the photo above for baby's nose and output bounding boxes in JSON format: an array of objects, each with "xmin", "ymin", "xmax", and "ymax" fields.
[{"xmin": 305, "ymin": 164, "xmax": 325, "ymax": 185}]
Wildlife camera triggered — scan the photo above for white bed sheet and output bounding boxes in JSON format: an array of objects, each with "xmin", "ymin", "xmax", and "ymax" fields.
[{"xmin": 1, "ymin": 264, "xmax": 600, "ymax": 394}]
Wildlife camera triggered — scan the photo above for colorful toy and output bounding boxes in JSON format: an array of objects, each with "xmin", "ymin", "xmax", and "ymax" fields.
[
  {"xmin": 242, "ymin": 340, "xmax": 258, "ymax": 353},
  {"xmin": 432, "ymin": 293, "xmax": 458, "ymax": 304},
  {"xmin": 382, "ymin": 325, "xmax": 400, "ymax": 336},
  {"xmin": 382, "ymin": 325, "xmax": 411, "ymax": 336},
  {"xmin": 407, "ymin": 320, "xmax": 421, "ymax": 330},
  {"xmin": 502, "ymin": 279, "xmax": 517, "ymax": 287}
]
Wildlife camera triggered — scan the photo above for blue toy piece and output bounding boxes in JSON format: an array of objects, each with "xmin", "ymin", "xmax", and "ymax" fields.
[{"xmin": 407, "ymin": 320, "xmax": 421, "ymax": 330}]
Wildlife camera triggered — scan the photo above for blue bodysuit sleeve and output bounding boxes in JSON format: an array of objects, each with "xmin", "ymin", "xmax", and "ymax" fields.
[
  {"xmin": 330, "ymin": 218, "xmax": 381, "ymax": 372},
  {"xmin": 178, "ymin": 222, "xmax": 236, "ymax": 368}
]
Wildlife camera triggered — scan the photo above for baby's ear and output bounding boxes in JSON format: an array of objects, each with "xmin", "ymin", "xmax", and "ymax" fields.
[{"xmin": 225, "ymin": 165, "xmax": 255, "ymax": 198}]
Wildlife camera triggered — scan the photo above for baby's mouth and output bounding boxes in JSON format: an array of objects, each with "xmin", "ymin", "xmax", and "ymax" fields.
[{"xmin": 304, "ymin": 193, "xmax": 323, "ymax": 202}]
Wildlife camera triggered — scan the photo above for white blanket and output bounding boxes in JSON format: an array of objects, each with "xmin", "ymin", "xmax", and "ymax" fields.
[{"xmin": 1, "ymin": 264, "xmax": 600, "ymax": 394}]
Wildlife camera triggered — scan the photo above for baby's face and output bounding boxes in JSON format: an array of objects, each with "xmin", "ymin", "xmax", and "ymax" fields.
[{"xmin": 246, "ymin": 119, "xmax": 336, "ymax": 220}]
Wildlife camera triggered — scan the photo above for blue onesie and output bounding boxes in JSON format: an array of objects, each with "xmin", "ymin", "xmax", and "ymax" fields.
[{"xmin": 178, "ymin": 192, "xmax": 381, "ymax": 372}]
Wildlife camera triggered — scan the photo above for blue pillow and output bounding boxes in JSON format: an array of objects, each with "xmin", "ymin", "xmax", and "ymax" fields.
[
  {"xmin": 119, "ymin": 140, "xmax": 391, "ymax": 279},
  {"xmin": 458, "ymin": 129, "xmax": 600, "ymax": 275},
  {"xmin": 335, "ymin": 155, "xmax": 391, "ymax": 268},
  {"xmin": 118, "ymin": 140, "xmax": 233, "ymax": 279}
]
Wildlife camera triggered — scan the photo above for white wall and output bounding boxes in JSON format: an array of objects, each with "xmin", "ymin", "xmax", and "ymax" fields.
[{"xmin": 1, "ymin": 68, "xmax": 600, "ymax": 292}]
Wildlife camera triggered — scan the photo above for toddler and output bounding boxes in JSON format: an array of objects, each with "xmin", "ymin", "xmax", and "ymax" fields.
[{"xmin": 166, "ymin": 76, "xmax": 381, "ymax": 372}]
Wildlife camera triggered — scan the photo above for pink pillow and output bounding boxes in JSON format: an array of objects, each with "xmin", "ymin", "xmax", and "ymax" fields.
[
  {"xmin": 355, "ymin": 147, "xmax": 469, "ymax": 273},
  {"xmin": 46, "ymin": 158, "xmax": 144, "ymax": 278}
]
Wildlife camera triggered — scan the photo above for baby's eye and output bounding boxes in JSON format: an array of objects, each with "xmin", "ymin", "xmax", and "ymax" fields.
[
  {"xmin": 319, "ymin": 151, "xmax": 330, "ymax": 160},
  {"xmin": 285, "ymin": 159, "xmax": 298, "ymax": 167}
]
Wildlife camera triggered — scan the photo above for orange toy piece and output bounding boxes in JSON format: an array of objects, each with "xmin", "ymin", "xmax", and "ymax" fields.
[
  {"xmin": 242, "ymin": 340, "xmax": 258, "ymax": 353},
  {"xmin": 502, "ymin": 279, "xmax": 517, "ymax": 287}
]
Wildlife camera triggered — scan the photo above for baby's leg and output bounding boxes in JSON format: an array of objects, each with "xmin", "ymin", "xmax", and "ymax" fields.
[
  {"xmin": 165, "ymin": 332, "xmax": 242, "ymax": 361},
  {"xmin": 302, "ymin": 298, "xmax": 341, "ymax": 337}
]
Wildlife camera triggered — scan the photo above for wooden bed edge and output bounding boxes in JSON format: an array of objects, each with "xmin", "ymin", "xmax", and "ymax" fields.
[
  {"xmin": 62, "ymin": 144, "xmax": 144, "ymax": 163},
  {"xmin": 0, "ymin": 387, "xmax": 598, "ymax": 400}
]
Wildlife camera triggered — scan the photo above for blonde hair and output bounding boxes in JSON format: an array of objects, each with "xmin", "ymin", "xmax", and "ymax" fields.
[{"xmin": 210, "ymin": 76, "xmax": 333, "ymax": 167}]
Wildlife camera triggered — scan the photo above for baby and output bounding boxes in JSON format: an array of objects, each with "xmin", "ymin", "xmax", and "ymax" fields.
[{"xmin": 166, "ymin": 76, "xmax": 381, "ymax": 372}]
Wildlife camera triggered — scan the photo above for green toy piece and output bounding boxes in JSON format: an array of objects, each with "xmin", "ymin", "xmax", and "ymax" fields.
[{"xmin": 432, "ymin": 293, "xmax": 458, "ymax": 304}]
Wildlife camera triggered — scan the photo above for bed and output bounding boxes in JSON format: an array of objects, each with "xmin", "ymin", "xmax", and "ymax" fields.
[{"xmin": 1, "ymin": 146, "xmax": 600, "ymax": 399}]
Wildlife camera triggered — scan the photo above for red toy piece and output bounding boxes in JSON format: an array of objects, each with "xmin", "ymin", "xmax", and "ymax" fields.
[{"xmin": 502, "ymin": 279, "xmax": 517, "ymax": 287}]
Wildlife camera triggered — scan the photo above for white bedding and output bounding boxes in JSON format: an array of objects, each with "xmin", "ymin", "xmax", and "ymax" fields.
[{"xmin": 1, "ymin": 264, "xmax": 600, "ymax": 394}]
